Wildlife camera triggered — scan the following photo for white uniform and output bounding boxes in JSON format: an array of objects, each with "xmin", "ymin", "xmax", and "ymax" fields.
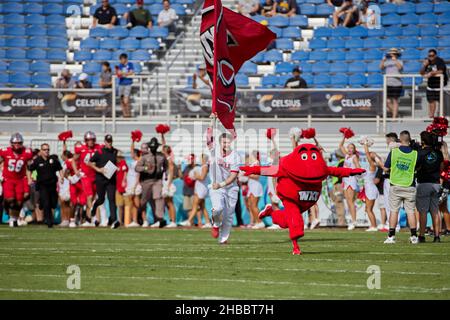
[
  {"xmin": 194, "ymin": 164, "xmax": 209, "ymax": 200},
  {"xmin": 247, "ymin": 161, "xmax": 263, "ymax": 198},
  {"xmin": 162, "ymin": 158, "xmax": 177, "ymax": 198},
  {"xmin": 126, "ymin": 160, "xmax": 142, "ymax": 196},
  {"xmin": 58, "ymin": 178, "xmax": 71, "ymax": 202},
  {"xmin": 343, "ymin": 154, "xmax": 358, "ymax": 190},
  {"xmin": 383, "ymin": 177, "xmax": 391, "ymax": 217},
  {"xmin": 209, "ymin": 147, "xmax": 241, "ymax": 244},
  {"xmin": 363, "ymin": 169, "xmax": 378, "ymax": 201}
]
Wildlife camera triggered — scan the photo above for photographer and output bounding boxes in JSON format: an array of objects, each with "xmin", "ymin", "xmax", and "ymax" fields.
[
  {"xmin": 416, "ymin": 131, "xmax": 444, "ymax": 243},
  {"xmin": 380, "ymin": 48, "xmax": 403, "ymax": 120}
]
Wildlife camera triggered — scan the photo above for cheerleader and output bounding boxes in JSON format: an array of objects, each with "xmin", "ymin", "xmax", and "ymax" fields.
[
  {"xmin": 161, "ymin": 145, "xmax": 177, "ymax": 228},
  {"xmin": 339, "ymin": 134, "xmax": 361, "ymax": 230},
  {"xmin": 247, "ymin": 151, "xmax": 264, "ymax": 229},
  {"xmin": 125, "ymin": 139, "xmax": 143, "ymax": 228},
  {"xmin": 266, "ymin": 129, "xmax": 281, "ymax": 213},
  {"xmin": 362, "ymin": 140, "xmax": 382, "ymax": 231}
]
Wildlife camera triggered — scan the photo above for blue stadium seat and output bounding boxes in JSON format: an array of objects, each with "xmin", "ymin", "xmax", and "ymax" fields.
[
  {"xmin": 329, "ymin": 62, "xmax": 348, "ymax": 73},
  {"xmin": 140, "ymin": 38, "xmax": 160, "ymax": 50},
  {"xmin": 440, "ymin": 50, "xmax": 450, "ymax": 60},
  {"xmin": 364, "ymin": 49, "xmax": 383, "ymax": 60},
  {"xmin": 302, "ymin": 74, "xmax": 313, "ymax": 86},
  {"xmin": 327, "ymin": 39, "xmax": 345, "ymax": 49},
  {"xmin": 275, "ymin": 62, "xmax": 294, "ymax": 74},
  {"xmin": 282, "ymin": 27, "xmax": 301, "ymax": 38},
  {"xmin": 174, "ymin": 0, "xmax": 194, "ymax": 4},
  {"xmin": 27, "ymin": 37, "xmax": 48, "ymax": 49},
  {"xmin": 9, "ymin": 73, "xmax": 31, "ymax": 86},
  {"xmin": 47, "ymin": 26, "xmax": 67, "ymax": 37},
  {"xmin": 438, "ymin": 36, "xmax": 450, "ymax": 47},
  {"xmin": 0, "ymin": 62, "xmax": 7, "ymax": 73},
  {"xmin": 403, "ymin": 61, "xmax": 421, "ymax": 73},
  {"xmin": 90, "ymin": 27, "xmax": 109, "ymax": 38},
  {"xmin": 74, "ymin": 50, "xmax": 92, "ymax": 61},
  {"xmin": 3, "ymin": 2, "xmax": 23, "ymax": 14},
  {"xmin": 348, "ymin": 74, "xmax": 366, "ymax": 87},
  {"xmin": 380, "ymin": 37, "xmax": 400, "ymax": 49},
  {"xmin": 346, "ymin": 51, "xmax": 364, "ymax": 61},
  {"xmin": 309, "ymin": 39, "xmax": 327, "ymax": 49},
  {"xmin": 312, "ymin": 62, "xmax": 330, "ymax": 73},
  {"xmin": 47, "ymin": 49, "xmax": 66, "ymax": 61},
  {"xmin": 30, "ymin": 61, "xmax": 50, "ymax": 73},
  {"xmin": 172, "ymin": 4, "xmax": 186, "ymax": 15},
  {"xmin": 309, "ymin": 50, "xmax": 327, "ymax": 61},
  {"xmin": 438, "ymin": 24, "xmax": 450, "ymax": 35},
  {"xmin": 133, "ymin": 63, "xmax": 143, "ymax": 74},
  {"xmin": 129, "ymin": 26, "xmax": 150, "ymax": 38},
  {"xmin": 120, "ymin": 38, "xmax": 141, "ymax": 50},
  {"xmin": 109, "ymin": 27, "xmax": 130, "ymax": 38},
  {"xmin": 382, "ymin": 13, "xmax": 398, "ymax": 25},
  {"xmin": 306, "ymin": 0, "xmax": 323, "ymax": 4},
  {"xmin": 367, "ymin": 61, "xmax": 380, "ymax": 72},
  {"xmin": 402, "ymin": 38, "xmax": 419, "ymax": 48},
  {"xmin": 402, "ymin": 49, "xmax": 421, "ymax": 60},
  {"xmin": 349, "ymin": 26, "xmax": 368, "ymax": 38},
  {"xmin": 251, "ymin": 51, "xmax": 265, "ymax": 63},
  {"xmin": 380, "ymin": 3, "xmax": 397, "ymax": 14},
  {"xmin": 367, "ymin": 74, "xmax": 383, "ymax": 87},
  {"xmin": 420, "ymin": 25, "xmax": 438, "ymax": 36},
  {"xmin": 402, "ymin": 25, "xmax": 420, "ymax": 36},
  {"xmin": 26, "ymin": 25, "xmax": 46, "ymax": 36},
  {"xmin": 0, "ymin": 26, "xmax": 3, "ymax": 35},
  {"xmin": 46, "ymin": 15, "xmax": 66, "ymax": 25},
  {"xmin": 114, "ymin": 4, "xmax": 129, "ymax": 15},
  {"xmin": 131, "ymin": 50, "xmax": 150, "ymax": 61},
  {"xmin": 398, "ymin": 2, "xmax": 416, "ymax": 14},
  {"xmin": 27, "ymin": 48, "xmax": 47, "ymax": 60},
  {"xmin": 24, "ymin": 13, "xmax": 45, "ymax": 25},
  {"xmin": 235, "ymin": 74, "xmax": 249, "ymax": 87},
  {"xmin": 6, "ymin": 38, "xmax": 27, "ymax": 48},
  {"xmin": 384, "ymin": 26, "xmax": 402, "ymax": 37},
  {"xmin": 418, "ymin": 12, "xmax": 437, "ymax": 24},
  {"xmin": 313, "ymin": 75, "xmax": 329, "ymax": 87},
  {"xmin": 330, "ymin": 74, "xmax": 348, "ymax": 87},
  {"xmin": 419, "ymin": 37, "xmax": 438, "ymax": 48},
  {"xmin": 348, "ymin": 62, "xmax": 366, "ymax": 73},
  {"xmin": 267, "ymin": 26, "xmax": 281, "ymax": 38},
  {"xmin": 251, "ymin": 15, "xmax": 266, "ymax": 23},
  {"xmin": 92, "ymin": 50, "xmax": 113, "ymax": 61},
  {"xmin": 403, "ymin": 77, "xmax": 423, "ymax": 86},
  {"xmin": 438, "ymin": 12, "xmax": 450, "ymax": 24},
  {"xmin": 4, "ymin": 13, "xmax": 25, "ymax": 25},
  {"xmin": 43, "ymin": 4, "xmax": 64, "ymax": 15},
  {"xmin": 31, "ymin": 73, "xmax": 52, "ymax": 88},
  {"xmin": 8, "ymin": 61, "xmax": 29, "ymax": 73},
  {"xmin": 264, "ymin": 50, "xmax": 283, "ymax": 63},
  {"xmin": 289, "ymin": 15, "xmax": 308, "ymax": 27},
  {"xmin": 327, "ymin": 50, "xmax": 346, "ymax": 61},
  {"xmin": 316, "ymin": 4, "xmax": 333, "ymax": 15},
  {"xmin": 0, "ymin": 74, "xmax": 8, "ymax": 85},
  {"xmin": 6, "ymin": 49, "xmax": 26, "ymax": 60},
  {"xmin": 5, "ymin": 26, "xmax": 25, "ymax": 36},
  {"xmin": 331, "ymin": 27, "xmax": 349, "ymax": 38},
  {"xmin": 300, "ymin": 4, "xmax": 315, "ymax": 15},
  {"xmin": 24, "ymin": 3, "xmax": 43, "ymax": 14},
  {"xmin": 291, "ymin": 51, "xmax": 309, "ymax": 61},
  {"xmin": 416, "ymin": 2, "xmax": 433, "ymax": 14},
  {"xmin": 261, "ymin": 75, "xmax": 279, "ymax": 87},
  {"xmin": 48, "ymin": 37, "xmax": 67, "ymax": 49},
  {"xmin": 269, "ymin": 16, "xmax": 289, "ymax": 27},
  {"xmin": 276, "ymin": 39, "xmax": 293, "ymax": 50},
  {"xmin": 0, "ymin": 49, "xmax": 4, "ymax": 60},
  {"xmin": 240, "ymin": 61, "xmax": 258, "ymax": 74},
  {"xmin": 100, "ymin": 38, "xmax": 120, "ymax": 49},
  {"xmin": 277, "ymin": 74, "xmax": 291, "ymax": 87},
  {"xmin": 434, "ymin": 2, "xmax": 450, "ymax": 13},
  {"xmin": 345, "ymin": 39, "xmax": 363, "ymax": 49},
  {"xmin": 81, "ymin": 38, "xmax": 100, "ymax": 49},
  {"xmin": 314, "ymin": 27, "xmax": 331, "ymax": 38},
  {"xmin": 367, "ymin": 28, "xmax": 384, "ymax": 37},
  {"xmin": 83, "ymin": 62, "xmax": 102, "ymax": 74},
  {"xmin": 149, "ymin": 27, "xmax": 169, "ymax": 38}
]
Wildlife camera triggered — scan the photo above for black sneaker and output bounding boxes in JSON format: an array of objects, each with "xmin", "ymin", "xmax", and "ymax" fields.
[
  {"xmin": 433, "ymin": 236, "xmax": 441, "ymax": 243},
  {"xmin": 159, "ymin": 220, "xmax": 167, "ymax": 228},
  {"xmin": 111, "ymin": 221, "xmax": 120, "ymax": 229},
  {"xmin": 418, "ymin": 236, "xmax": 426, "ymax": 243},
  {"xmin": 443, "ymin": 230, "xmax": 450, "ymax": 236}
]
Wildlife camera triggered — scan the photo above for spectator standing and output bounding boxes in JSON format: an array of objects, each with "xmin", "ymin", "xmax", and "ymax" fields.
[
  {"xmin": 28, "ymin": 144, "xmax": 64, "ymax": 228},
  {"xmin": 88, "ymin": 134, "xmax": 120, "ymax": 229},
  {"xmin": 158, "ymin": 0, "xmax": 178, "ymax": 33},
  {"xmin": 272, "ymin": 0, "xmax": 298, "ymax": 17},
  {"xmin": 420, "ymin": 49, "xmax": 448, "ymax": 118},
  {"xmin": 416, "ymin": 131, "xmax": 444, "ymax": 243},
  {"xmin": 55, "ymin": 69, "xmax": 75, "ymax": 89},
  {"xmin": 182, "ymin": 154, "xmax": 197, "ymax": 217},
  {"xmin": 380, "ymin": 48, "xmax": 403, "ymax": 120},
  {"xmin": 100, "ymin": 62, "xmax": 112, "ymax": 89},
  {"xmin": 126, "ymin": 0, "xmax": 153, "ymax": 29},
  {"xmin": 384, "ymin": 131, "xmax": 419, "ymax": 244},
  {"xmin": 333, "ymin": 0, "xmax": 359, "ymax": 28},
  {"xmin": 116, "ymin": 53, "xmax": 134, "ymax": 118},
  {"xmin": 284, "ymin": 66, "xmax": 308, "ymax": 88},
  {"xmin": 93, "ymin": 0, "xmax": 117, "ymax": 29},
  {"xmin": 260, "ymin": 0, "xmax": 275, "ymax": 17},
  {"xmin": 192, "ymin": 64, "xmax": 210, "ymax": 89},
  {"xmin": 75, "ymin": 73, "xmax": 93, "ymax": 89},
  {"xmin": 237, "ymin": 0, "xmax": 260, "ymax": 17}
]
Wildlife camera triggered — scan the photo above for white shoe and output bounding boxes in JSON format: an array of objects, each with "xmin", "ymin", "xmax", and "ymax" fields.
[
  {"xmin": 25, "ymin": 215, "xmax": 33, "ymax": 223},
  {"xmin": 396, "ymin": 224, "xmax": 401, "ymax": 232},
  {"xmin": 99, "ymin": 221, "xmax": 108, "ymax": 227},
  {"xmin": 150, "ymin": 221, "xmax": 160, "ymax": 228},
  {"xmin": 17, "ymin": 220, "xmax": 28, "ymax": 227},
  {"xmin": 252, "ymin": 222, "xmax": 265, "ymax": 229},
  {"xmin": 347, "ymin": 222, "xmax": 356, "ymax": 231},
  {"xmin": 377, "ymin": 224, "xmax": 386, "ymax": 230},
  {"xmin": 142, "ymin": 221, "xmax": 149, "ymax": 228},
  {"xmin": 179, "ymin": 220, "xmax": 191, "ymax": 227},
  {"xmin": 126, "ymin": 222, "xmax": 140, "ymax": 228},
  {"xmin": 166, "ymin": 222, "xmax": 177, "ymax": 228},
  {"xmin": 267, "ymin": 224, "xmax": 281, "ymax": 230},
  {"xmin": 201, "ymin": 223, "xmax": 212, "ymax": 229},
  {"xmin": 384, "ymin": 236, "xmax": 396, "ymax": 244},
  {"xmin": 69, "ymin": 221, "xmax": 77, "ymax": 228},
  {"xmin": 81, "ymin": 221, "xmax": 95, "ymax": 227},
  {"xmin": 410, "ymin": 235, "xmax": 418, "ymax": 244},
  {"xmin": 366, "ymin": 227, "xmax": 378, "ymax": 232},
  {"xmin": 59, "ymin": 220, "xmax": 69, "ymax": 227},
  {"xmin": 9, "ymin": 220, "xmax": 17, "ymax": 228},
  {"xmin": 310, "ymin": 219, "xmax": 320, "ymax": 230}
]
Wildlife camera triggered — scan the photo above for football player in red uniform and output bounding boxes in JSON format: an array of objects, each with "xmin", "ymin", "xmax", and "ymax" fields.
[
  {"xmin": 73, "ymin": 131, "xmax": 103, "ymax": 227},
  {"xmin": 0, "ymin": 133, "xmax": 33, "ymax": 227}
]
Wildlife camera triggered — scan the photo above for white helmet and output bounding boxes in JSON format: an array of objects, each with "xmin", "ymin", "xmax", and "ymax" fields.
[
  {"xmin": 10, "ymin": 132, "xmax": 24, "ymax": 144},
  {"xmin": 84, "ymin": 131, "xmax": 96, "ymax": 142}
]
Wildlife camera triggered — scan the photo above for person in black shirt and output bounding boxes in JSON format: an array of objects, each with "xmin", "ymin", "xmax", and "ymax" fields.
[
  {"xmin": 416, "ymin": 131, "xmax": 444, "ymax": 242},
  {"xmin": 88, "ymin": 134, "xmax": 120, "ymax": 229},
  {"xmin": 93, "ymin": 0, "xmax": 117, "ymax": 28},
  {"xmin": 420, "ymin": 49, "xmax": 448, "ymax": 118},
  {"xmin": 284, "ymin": 66, "xmax": 307, "ymax": 89},
  {"xmin": 28, "ymin": 144, "xmax": 64, "ymax": 228}
]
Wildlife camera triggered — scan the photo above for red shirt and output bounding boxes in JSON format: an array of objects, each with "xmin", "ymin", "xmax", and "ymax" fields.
[
  {"xmin": 116, "ymin": 160, "xmax": 128, "ymax": 193},
  {"xmin": 64, "ymin": 158, "xmax": 79, "ymax": 176},
  {"xmin": 75, "ymin": 144, "xmax": 103, "ymax": 179},
  {"xmin": 0, "ymin": 147, "xmax": 33, "ymax": 180}
]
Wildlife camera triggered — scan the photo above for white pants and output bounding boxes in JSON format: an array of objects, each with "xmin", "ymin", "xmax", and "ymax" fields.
[
  {"xmin": 210, "ymin": 186, "xmax": 239, "ymax": 243},
  {"xmin": 383, "ymin": 178, "xmax": 401, "ymax": 225}
]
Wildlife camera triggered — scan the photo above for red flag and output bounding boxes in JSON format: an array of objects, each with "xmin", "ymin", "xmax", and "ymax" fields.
[{"xmin": 200, "ymin": 0, "xmax": 275, "ymax": 133}]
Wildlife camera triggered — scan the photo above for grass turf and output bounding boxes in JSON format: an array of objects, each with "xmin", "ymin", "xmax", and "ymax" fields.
[{"xmin": 0, "ymin": 225, "xmax": 449, "ymax": 300}]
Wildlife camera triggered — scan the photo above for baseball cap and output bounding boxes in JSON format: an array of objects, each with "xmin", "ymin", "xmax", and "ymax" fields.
[
  {"xmin": 105, "ymin": 134, "xmax": 113, "ymax": 143},
  {"xmin": 79, "ymin": 73, "xmax": 88, "ymax": 81},
  {"xmin": 293, "ymin": 66, "xmax": 301, "ymax": 73}
]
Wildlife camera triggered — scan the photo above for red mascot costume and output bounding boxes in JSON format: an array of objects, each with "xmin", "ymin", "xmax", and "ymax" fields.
[{"xmin": 240, "ymin": 143, "xmax": 365, "ymax": 255}]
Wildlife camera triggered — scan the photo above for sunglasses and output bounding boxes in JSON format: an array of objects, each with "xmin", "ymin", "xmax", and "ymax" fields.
[
  {"xmin": 12, "ymin": 142, "xmax": 23, "ymax": 145},
  {"xmin": 42, "ymin": 149, "xmax": 50, "ymax": 152}
]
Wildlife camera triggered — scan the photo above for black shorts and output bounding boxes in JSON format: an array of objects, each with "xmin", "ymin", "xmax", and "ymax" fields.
[
  {"xmin": 426, "ymin": 89, "xmax": 440, "ymax": 103},
  {"xmin": 387, "ymin": 86, "xmax": 402, "ymax": 99}
]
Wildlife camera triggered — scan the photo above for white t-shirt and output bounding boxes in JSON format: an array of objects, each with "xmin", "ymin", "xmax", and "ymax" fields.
[
  {"xmin": 158, "ymin": 8, "xmax": 177, "ymax": 26},
  {"xmin": 209, "ymin": 148, "xmax": 241, "ymax": 188}
]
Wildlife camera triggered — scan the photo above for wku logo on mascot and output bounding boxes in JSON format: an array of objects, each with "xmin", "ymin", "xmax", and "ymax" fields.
[{"xmin": 240, "ymin": 143, "xmax": 365, "ymax": 255}]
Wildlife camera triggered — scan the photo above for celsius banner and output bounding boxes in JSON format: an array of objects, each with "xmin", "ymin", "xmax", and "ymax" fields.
[
  {"xmin": 171, "ymin": 88, "xmax": 382, "ymax": 117},
  {"xmin": 0, "ymin": 90, "xmax": 112, "ymax": 116}
]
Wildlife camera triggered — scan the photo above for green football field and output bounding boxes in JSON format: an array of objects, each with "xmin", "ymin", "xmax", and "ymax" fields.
[{"xmin": 0, "ymin": 226, "xmax": 449, "ymax": 300}]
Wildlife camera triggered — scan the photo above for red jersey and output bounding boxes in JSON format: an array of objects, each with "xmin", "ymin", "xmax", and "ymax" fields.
[
  {"xmin": 75, "ymin": 144, "xmax": 102, "ymax": 179},
  {"xmin": 64, "ymin": 158, "xmax": 79, "ymax": 176},
  {"xmin": 0, "ymin": 147, "xmax": 33, "ymax": 180},
  {"xmin": 116, "ymin": 160, "xmax": 128, "ymax": 194}
]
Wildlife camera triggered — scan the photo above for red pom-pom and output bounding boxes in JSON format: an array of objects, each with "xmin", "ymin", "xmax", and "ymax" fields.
[
  {"xmin": 302, "ymin": 128, "xmax": 316, "ymax": 139},
  {"xmin": 155, "ymin": 124, "xmax": 170, "ymax": 134},
  {"xmin": 183, "ymin": 175, "xmax": 196, "ymax": 188},
  {"xmin": 131, "ymin": 130, "xmax": 143, "ymax": 142},
  {"xmin": 339, "ymin": 127, "xmax": 355, "ymax": 139},
  {"xmin": 58, "ymin": 130, "xmax": 73, "ymax": 142},
  {"xmin": 266, "ymin": 128, "xmax": 277, "ymax": 140},
  {"xmin": 427, "ymin": 117, "xmax": 449, "ymax": 137}
]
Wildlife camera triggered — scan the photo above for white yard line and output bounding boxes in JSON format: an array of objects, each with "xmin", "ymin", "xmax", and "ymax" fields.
[{"xmin": 0, "ymin": 287, "xmax": 152, "ymax": 298}]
